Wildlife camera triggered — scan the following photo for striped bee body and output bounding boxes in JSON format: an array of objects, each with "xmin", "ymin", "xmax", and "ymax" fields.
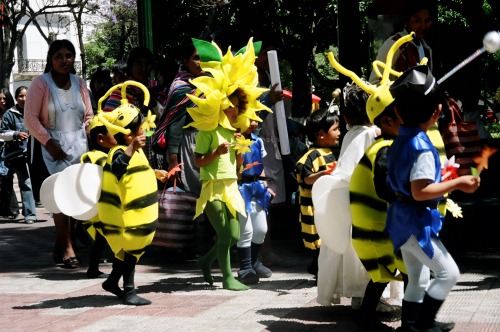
[
  {"xmin": 98, "ymin": 146, "xmax": 158, "ymax": 261},
  {"xmin": 350, "ymin": 138, "xmax": 406, "ymax": 282}
]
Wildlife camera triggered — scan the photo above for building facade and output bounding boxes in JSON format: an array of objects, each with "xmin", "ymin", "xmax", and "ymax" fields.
[{"xmin": 10, "ymin": 0, "xmax": 104, "ymax": 92}]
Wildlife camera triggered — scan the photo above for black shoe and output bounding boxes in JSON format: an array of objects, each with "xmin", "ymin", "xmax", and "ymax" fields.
[
  {"xmin": 253, "ymin": 260, "xmax": 272, "ymax": 278},
  {"xmin": 123, "ymin": 290, "xmax": 152, "ymax": 306},
  {"xmin": 434, "ymin": 321, "xmax": 455, "ymax": 332},
  {"xmin": 103, "ymin": 280, "xmax": 124, "ymax": 299},
  {"xmin": 237, "ymin": 269, "xmax": 259, "ymax": 285}
]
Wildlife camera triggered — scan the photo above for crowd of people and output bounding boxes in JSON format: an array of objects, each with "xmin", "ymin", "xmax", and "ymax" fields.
[{"xmin": 0, "ymin": 0, "xmax": 490, "ymax": 331}]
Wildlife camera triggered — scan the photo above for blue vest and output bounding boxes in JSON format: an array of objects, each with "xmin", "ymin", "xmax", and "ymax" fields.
[{"xmin": 386, "ymin": 126, "xmax": 443, "ymax": 258}]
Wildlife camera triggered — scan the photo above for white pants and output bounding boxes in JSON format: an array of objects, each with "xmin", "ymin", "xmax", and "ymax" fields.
[
  {"xmin": 237, "ymin": 200, "xmax": 268, "ymax": 247},
  {"xmin": 401, "ymin": 235, "xmax": 460, "ymax": 302}
]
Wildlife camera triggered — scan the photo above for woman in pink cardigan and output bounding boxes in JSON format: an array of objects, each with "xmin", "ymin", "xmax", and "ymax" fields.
[{"xmin": 25, "ymin": 39, "xmax": 93, "ymax": 269}]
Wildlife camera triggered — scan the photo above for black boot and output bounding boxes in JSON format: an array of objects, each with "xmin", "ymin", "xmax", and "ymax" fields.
[
  {"xmin": 251, "ymin": 242, "xmax": 272, "ymax": 278},
  {"xmin": 413, "ymin": 294, "xmax": 455, "ymax": 332},
  {"xmin": 237, "ymin": 246, "xmax": 259, "ymax": 285},
  {"xmin": 102, "ymin": 257, "xmax": 124, "ymax": 298},
  {"xmin": 356, "ymin": 281, "xmax": 394, "ymax": 332},
  {"xmin": 397, "ymin": 300, "xmax": 420, "ymax": 331},
  {"xmin": 122, "ymin": 253, "xmax": 151, "ymax": 306},
  {"xmin": 87, "ymin": 233, "xmax": 109, "ymax": 279}
]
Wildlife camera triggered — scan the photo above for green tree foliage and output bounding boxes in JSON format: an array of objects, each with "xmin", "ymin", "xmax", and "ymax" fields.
[
  {"xmin": 84, "ymin": 0, "xmax": 499, "ymax": 117},
  {"xmin": 84, "ymin": 0, "xmax": 138, "ymax": 76}
]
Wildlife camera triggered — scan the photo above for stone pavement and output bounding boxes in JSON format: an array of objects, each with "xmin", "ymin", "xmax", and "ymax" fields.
[{"xmin": 1, "ymin": 204, "xmax": 500, "ymax": 332}]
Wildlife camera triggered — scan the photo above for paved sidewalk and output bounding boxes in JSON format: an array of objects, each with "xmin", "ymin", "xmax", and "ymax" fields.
[{"xmin": 1, "ymin": 204, "xmax": 500, "ymax": 331}]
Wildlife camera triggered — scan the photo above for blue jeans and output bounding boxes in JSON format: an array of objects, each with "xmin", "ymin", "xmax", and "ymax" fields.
[{"xmin": 6, "ymin": 156, "xmax": 36, "ymax": 220}]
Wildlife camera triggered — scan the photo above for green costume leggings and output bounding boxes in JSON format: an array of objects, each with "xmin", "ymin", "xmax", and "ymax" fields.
[{"xmin": 197, "ymin": 200, "xmax": 248, "ymax": 290}]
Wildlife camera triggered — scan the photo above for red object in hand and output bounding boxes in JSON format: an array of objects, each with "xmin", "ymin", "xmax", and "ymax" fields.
[
  {"xmin": 473, "ymin": 145, "xmax": 498, "ymax": 173},
  {"xmin": 441, "ymin": 166, "xmax": 458, "ymax": 182},
  {"xmin": 167, "ymin": 163, "xmax": 184, "ymax": 178},
  {"xmin": 325, "ymin": 161, "xmax": 337, "ymax": 175},
  {"xmin": 243, "ymin": 161, "xmax": 261, "ymax": 171}
]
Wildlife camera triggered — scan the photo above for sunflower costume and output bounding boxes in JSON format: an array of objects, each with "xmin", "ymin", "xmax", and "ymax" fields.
[{"xmin": 185, "ymin": 38, "xmax": 272, "ymax": 291}]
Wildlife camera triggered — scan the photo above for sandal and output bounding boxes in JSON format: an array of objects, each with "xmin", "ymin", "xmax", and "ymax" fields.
[{"xmin": 62, "ymin": 256, "xmax": 79, "ymax": 269}]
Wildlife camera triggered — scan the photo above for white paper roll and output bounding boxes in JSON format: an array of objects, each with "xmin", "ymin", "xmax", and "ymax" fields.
[{"xmin": 267, "ymin": 50, "xmax": 290, "ymax": 155}]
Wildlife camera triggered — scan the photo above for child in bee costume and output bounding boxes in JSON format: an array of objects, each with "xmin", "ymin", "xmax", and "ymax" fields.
[
  {"xmin": 97, "ymin": 82, "xmax": 167, "ymax": 305},
  {"xmin": 325, "ymin": 37, "xmax": 413, "ymax": 331}
]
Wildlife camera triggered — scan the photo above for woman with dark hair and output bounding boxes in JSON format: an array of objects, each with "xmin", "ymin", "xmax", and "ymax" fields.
[
  {"xmin": 153, "ymin": 41, "xmax": 204, "ymax": 193},
  {"xmin": 369, "ymin": 0, "xmax": 434, "ymax": 84},
  {"xmin": 0, "ymin": 87, "xmax": 19, "ymax": 217},
  {"xmin": 150, "ymin": 41, "xmax": 209, "ymax": 256},
  {"xmin": 0, "ymin": 86, "xmax": 37, "ymax": 223},
  {"xmin": 104, "ymin": 47, "xmax": 167, "ymax": 169},
  {"xmin": 104, "ymin": 47, "xmax": 167, "ymax": 116},
  {"xmin": 25, "ymin": 39, "xmax": 93, "ymax": 268},
  {"xmin": 89, "ymin": 66, "xmax": 112, "ymax": 112}
]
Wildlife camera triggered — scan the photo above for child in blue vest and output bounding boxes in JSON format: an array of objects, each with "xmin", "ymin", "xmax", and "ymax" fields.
[
  {"xmin": 236, "ymin": 117, "xmax": 275, "ymax": 284},
  {"xmin": 386, "ymin": 66, "xmax": 480, "ymax": 331}
]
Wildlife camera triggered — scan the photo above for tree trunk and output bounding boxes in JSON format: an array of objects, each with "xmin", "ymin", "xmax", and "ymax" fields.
[{"xmin": 337, "ymin": 0, "xmax": 362, "ymax": 85}]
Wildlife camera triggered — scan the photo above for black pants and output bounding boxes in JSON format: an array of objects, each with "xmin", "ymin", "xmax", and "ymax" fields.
[
  {"xmin": 0, "ymin": 173, "xmax": 19, "ymax": 216},
  {"xmin": 27, "ymin": 137, "xmax": 50, "ymax": 202}
]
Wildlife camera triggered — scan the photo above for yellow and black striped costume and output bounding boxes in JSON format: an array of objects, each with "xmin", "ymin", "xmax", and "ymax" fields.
[
  {"xmin": 350, "ymin": 138, "xmax": 406, "ymax": 282},
  {"xmin": 295, "ymin": 147, "xmax": 337, "ymax": 250},
  {"xmin": 98, "ymin": 146, "xmax": 158, "ymax": 261},
  {"xmin": 80, "ymin": 150, "xmax": 108, "ymax": 240}
]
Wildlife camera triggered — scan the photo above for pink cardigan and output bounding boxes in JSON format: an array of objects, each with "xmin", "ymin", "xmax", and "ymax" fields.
[{"xmin": 24, "ymin": 74, "xmax": 93, "ymax": 145}]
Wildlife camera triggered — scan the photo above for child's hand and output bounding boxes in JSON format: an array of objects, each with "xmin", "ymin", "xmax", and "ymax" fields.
[
  {"xmin": 154, "ymin": 169, "xmax": 169, "ymax": 182},
  {"xmin": 216, "ymin": 141, "xmax": 230, "ymax": 156},
  {"xmin": 456, "ymin": 175, "xmax": 480, "ymax": 193},
  {"xmin": 267, "ymin": 187, "xmax": 276, "ymax": 201},
  {"xmin": 131, "ymin": 134, "xmax": 146, "ymax": 151}
]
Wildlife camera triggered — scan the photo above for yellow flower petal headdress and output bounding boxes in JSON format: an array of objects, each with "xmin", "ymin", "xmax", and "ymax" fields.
[
  {"xmin": 326, "ymin": 32, "xmax": 428, "ymax": 123},
  {"xmin": 184, "ymin": 38, "xmax": 272, "ymax": 132}
]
